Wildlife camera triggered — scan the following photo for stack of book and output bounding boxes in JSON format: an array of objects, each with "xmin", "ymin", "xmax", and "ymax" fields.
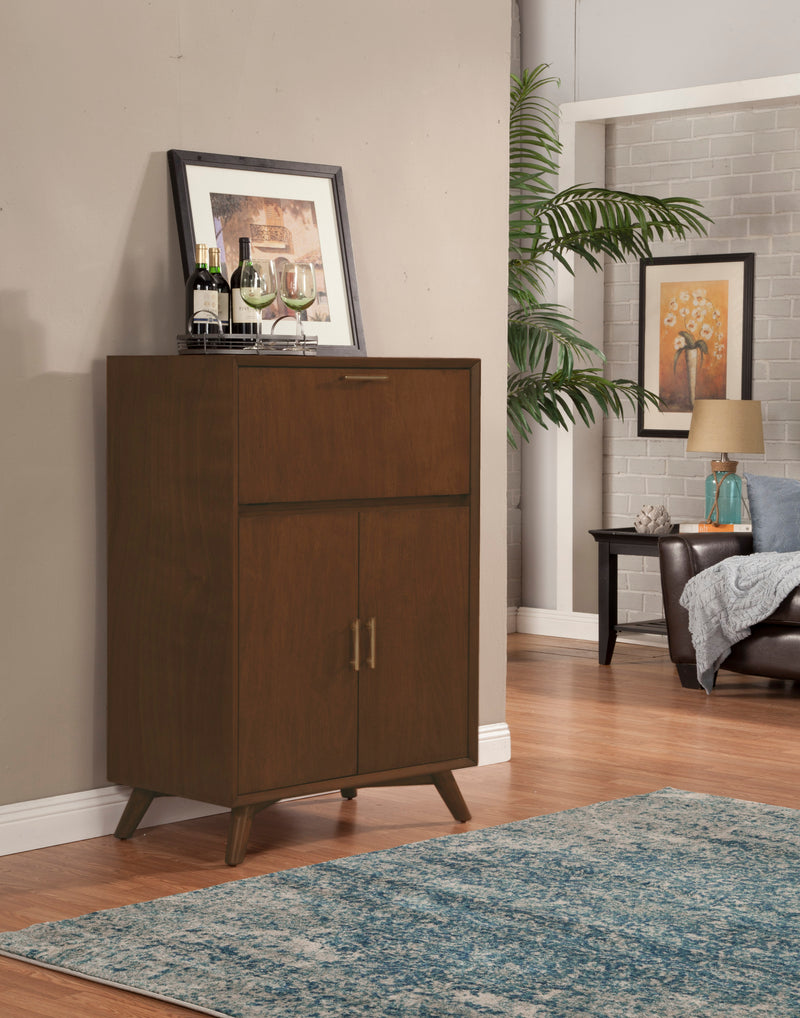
[{"xmin": 678, "ymin": 522, "xmax": 752, "ymax": 533}]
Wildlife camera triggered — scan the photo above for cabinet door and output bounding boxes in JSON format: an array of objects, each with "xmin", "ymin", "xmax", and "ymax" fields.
[
  {"xmin": 358, "ymin": 506, "xmax": 471, "ymax": 773},
  {"xmin": 238, "ymin": 512, "xmax": 359, "ymax": 793}
]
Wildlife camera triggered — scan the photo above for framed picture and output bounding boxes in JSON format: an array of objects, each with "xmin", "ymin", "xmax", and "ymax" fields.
[
  {"xmin": 637, "ymin": 253, "xmax": 755, "ymax": 437},
  {"xmin": 168, "ymin": 149, "xmax": 366, "ymax": 355}
]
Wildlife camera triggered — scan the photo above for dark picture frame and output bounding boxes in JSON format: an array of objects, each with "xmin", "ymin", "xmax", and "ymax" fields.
[
  {"xmin": 168, "ymin": 149, "xmax": 366, "ymax": 355},
  {"xmin": 637, "ymin": 253, "xmax": 755, "ymax": 437}
]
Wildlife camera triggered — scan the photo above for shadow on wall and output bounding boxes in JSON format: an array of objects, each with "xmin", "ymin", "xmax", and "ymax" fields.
[
  {"xmin": 0, "ymin": 292, "xmax": 106, "ymax": 804},
  {"xmin": 0, "ymin": 151, "xmax": 205, "ymax": 806}
]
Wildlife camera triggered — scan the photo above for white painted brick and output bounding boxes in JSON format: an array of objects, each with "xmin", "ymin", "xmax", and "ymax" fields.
[
  {"xmin": 626, "ymin": 457, "xmax": 668, "ymax": 476},
  {"xmin": 761, "ymin": 400, "xmax": 797, "ymax": 420},
  {"xmin": 669, "ymin": 138, "xmax": 711, "ymax": 161},
  {"xmin": 734, "ymin": 195, "xmax": 774, "ymax": 215},
  {"xmin": 653, "ymin": 119, "xmax": 692, "ymax": 141},
  {"xmin": 709, "ymin": 176, "xmax": 753, "ymax": 197},
  {"xmin": 770, "ymin": 275, "xmax": 800, "ymax": 296},
  {"xmin": 754, "ymin": 254, "xmax": 793, "ymax": 275},
  {"xmin": 734, "ymin": 110, "xmax": 778, "ymax": 132},
  {"xmin": 692, "ymin": 113, "xmax": 736, "ymax": 137},
  {"xmin": 613, "ymin": 122, "xmax": 654, "ymax": 145},
  {"xmin": 766, "ymin": 322, "xmax": 799, "ymax": 343},
  {"xmin": 774, "ymin": 193, "xmax": 800, "ymax": 213},
  {"xmin": 749, "ymin": 213, "xmax": 794, "ymax": 236},
  {"xmin": 609, "ymin": 164, "xmax": 654, "ymax": 187},
  {"xmin": 618, "ymin": 591, "xmax": 644, "ymax": 613},
  {"xmin": 628, "ymin": 571, "xmax": 662, "ymax": 593},
  {"xmin": 730, "ymin": 153, "xmax": 776, "ymax": 175},
  {"xmin": 630, "ymin": 143, "xmax": 672, "ymax": 165},
  {"xmin": 756, "ymin": 296, "xmax": 793, "ymax": 317},
  {"xmin": 773, "ymin": 151, "xmax": 800, "ymax": 170},
  {"xmin": 783, "ymin": 421, "xmax": 800, "ymax": 440},
  {"xmin": 752, "ymin": 171, "xmax": 795, "ymax": 193},
  {"xmin": 709, "ymin": 134, "xmax": 753, "ymax": 157},
  {"xmin": 669, "ymin": 178, "xmax": 710, "ymax": 200},
  {"xmin": 754, "ymin": 130, "xmax": 797, "ymax": 154},
  {"xmin": 646, "ymin": 476, "xmax": 686, "ymax": 496}
]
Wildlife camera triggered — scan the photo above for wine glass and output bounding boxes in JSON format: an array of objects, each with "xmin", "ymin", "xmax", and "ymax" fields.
[
  {"xmin": 279, "ymin": 262, "xmax": 317, "ymax": 339},
  {"xmin": 239, "ymin": 259, "xmax": 278, "ymax": 343}
]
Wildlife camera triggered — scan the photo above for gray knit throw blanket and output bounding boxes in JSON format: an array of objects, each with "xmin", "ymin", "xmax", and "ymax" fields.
[{"xmin": 679, "ymin": 551, "xmax": 800, "ymax": 692}]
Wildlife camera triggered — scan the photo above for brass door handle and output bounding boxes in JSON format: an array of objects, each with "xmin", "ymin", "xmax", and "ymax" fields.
[
  {"xmin": 366, "ymin": 617, "xmax": 377, "ymax": 670},
  {"xmin": 341, "ymin": 375, "xmax": 389, "ymax": 382},
  {"xmin": 350, "ymin": 619, "xmax": 361, "ymax": 671}
]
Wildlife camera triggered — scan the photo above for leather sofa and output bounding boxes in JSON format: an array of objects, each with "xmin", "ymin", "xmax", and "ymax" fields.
[{"xmin": 658, "ymin": 531, "xmax": 800, "ymax": 689}]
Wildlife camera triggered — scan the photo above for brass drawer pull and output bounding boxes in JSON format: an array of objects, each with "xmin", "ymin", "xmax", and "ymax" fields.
[
  {"xmin": 342, "ymin": 375, "xmax": 390, "ymax": 382},
  {"xmin": 366, "ymin": 617, "xmax": 377, "ymax": 670},
  {"xmin": 350, "ymin": 619, "xmax": 361, "ymax": 671}
]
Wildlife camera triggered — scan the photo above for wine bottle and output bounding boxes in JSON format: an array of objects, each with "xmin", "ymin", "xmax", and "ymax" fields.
[
  {"xmin": 208, "ymin": 246, "xmax": 231, "ymax": 332},
  {"xmin": 230, "ymin": 237, "xmax": 260, "ymax": 335},
  {"xmin": 185, "ymin": 243, "xmax": 218, "ymax": 335}
]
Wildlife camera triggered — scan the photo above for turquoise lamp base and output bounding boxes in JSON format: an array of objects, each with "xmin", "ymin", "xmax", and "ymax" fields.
[{"xmin": 705, "ymin": 468, "xmax": 742, "ymax": 525}]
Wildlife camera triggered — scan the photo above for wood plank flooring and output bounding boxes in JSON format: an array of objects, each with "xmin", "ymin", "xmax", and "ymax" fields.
[{"xmin": 2, "ymin": 634, "xmax": 799, "ymax": 1016}]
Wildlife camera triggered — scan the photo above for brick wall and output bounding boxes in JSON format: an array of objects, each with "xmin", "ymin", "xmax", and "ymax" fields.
[{"xmin": 604, "ymin": 98, "xmax": 800, "ymax": 623}]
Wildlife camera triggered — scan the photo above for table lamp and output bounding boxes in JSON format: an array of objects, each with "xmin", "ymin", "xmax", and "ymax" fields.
[{"xmin": 686, "ymin": 399, "xmax": 764, "ymax": 525}]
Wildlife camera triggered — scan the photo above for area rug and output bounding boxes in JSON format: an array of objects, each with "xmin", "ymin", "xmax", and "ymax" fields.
[{"xmin": 2, "ymin": 788, "xmax": 799, "ymax": 1017}]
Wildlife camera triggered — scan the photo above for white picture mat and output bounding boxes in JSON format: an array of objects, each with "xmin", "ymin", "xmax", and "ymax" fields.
[{"xmin": 640, "ymin": 259, "xmax": 745, "ymax": 434}]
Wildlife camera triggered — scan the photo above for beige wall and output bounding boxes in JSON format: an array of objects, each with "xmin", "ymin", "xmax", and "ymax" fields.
[{"xmin": 0, "ymin": 0, "xmax": 511, "ymax": 806}]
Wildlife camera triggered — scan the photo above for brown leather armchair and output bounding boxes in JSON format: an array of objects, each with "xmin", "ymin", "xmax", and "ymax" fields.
[{"xmin": 658, "ymin": 532, "xmax": 800, "ymax": 689}]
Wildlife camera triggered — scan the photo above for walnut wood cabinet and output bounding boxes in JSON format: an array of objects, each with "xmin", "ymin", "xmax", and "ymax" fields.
[{"xmin": 107, "ymin": 355, "xmax": 480, "ymax": 864}]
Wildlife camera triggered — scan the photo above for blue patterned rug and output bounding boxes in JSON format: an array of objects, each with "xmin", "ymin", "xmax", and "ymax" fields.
[{"xmin": 2, "ymin": 788, "xmax": 799, "ymax": 1016}]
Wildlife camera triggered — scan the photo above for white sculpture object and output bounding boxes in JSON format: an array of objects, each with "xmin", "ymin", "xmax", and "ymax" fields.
[{"xmin": 633, "ymin": 504, "xmax": 672, "ymax": 535}]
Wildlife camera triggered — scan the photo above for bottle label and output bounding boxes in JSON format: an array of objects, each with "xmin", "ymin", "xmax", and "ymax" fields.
[
  {"xmin": 232, "ymin": 288, "xmax": 260, "ymax": 323},
  {"xmin": 217, "ymin": 292, "xmax": 230, "ymax": 326},
  {"xmin": 193, "ymin": 290, "xmax": 218, "ymax": 316}
]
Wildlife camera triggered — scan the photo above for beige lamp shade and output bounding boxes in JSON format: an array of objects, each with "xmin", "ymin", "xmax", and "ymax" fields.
[{"xmin": 686, "ymin": 399, "xmax": 764, "ymax": 455}]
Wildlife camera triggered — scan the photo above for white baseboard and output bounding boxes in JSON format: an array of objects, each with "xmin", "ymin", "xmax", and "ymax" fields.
[
  {"xmin": 515, "ymin": 607, "xmax": 668, "ymax": 649},
  {"xmin": 477, "ymin": 722, "xmax": 511, "ymax": 766},
  {"xmin": 516, "ymin": 606, "xmax": 599, "ymax": 641},
  {"xmin": 0, "ymin": 724, "xmax": 512, "ymax": 858}
]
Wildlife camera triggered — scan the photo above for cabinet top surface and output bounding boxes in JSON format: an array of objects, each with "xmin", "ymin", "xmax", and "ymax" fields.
[{"xmin": 108, "ymin": 354, "xmax": 481, "ymax": 369}]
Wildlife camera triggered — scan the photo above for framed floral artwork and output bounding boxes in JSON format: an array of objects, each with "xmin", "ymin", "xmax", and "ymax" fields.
[{"xmin": 637, "ymin": 253, "xmax": 755, "ymax": 437}]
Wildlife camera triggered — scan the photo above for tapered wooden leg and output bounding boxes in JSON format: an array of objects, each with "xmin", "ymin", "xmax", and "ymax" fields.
[
  {"xmin": 341, "ymin": 787, "xmax": 358, "ymax": 800},
  {"xmin": 432, "ymin": 770, "xmax": 471, "ymax": 823},
  {"xmin": 114, "ymin": 788, "xmax": 157, "ymax": 840},
  {"xmin": 226, "ymin": 805, "xmax": 259, "ymax": 867}
]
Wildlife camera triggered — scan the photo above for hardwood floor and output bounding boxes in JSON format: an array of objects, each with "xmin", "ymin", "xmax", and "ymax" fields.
[{"xmin": 2, "ymin": 634, "xmax": 800, "ymax": 1016}]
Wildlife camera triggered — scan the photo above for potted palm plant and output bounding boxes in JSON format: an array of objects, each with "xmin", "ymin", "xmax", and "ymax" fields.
[{"xmin": 507, "ymin": 66, "xmax": 712, "ymax": 445}]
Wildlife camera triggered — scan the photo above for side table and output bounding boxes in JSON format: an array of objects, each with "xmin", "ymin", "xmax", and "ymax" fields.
[{"xmin": 588, "ymin": 527, "xmax": 676, "ymax": 665}]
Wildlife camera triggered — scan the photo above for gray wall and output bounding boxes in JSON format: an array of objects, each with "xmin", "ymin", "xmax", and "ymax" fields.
[
  {"xmin": 514, "ymin": 0, "xmax": 800, "ymax": 615},
  {"xmin": 0, "ymin": 0, "xmax": 511, "ymax": 807}
]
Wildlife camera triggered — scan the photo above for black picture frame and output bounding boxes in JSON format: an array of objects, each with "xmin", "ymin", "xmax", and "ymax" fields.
[
  {"xmin": 637, "ymin": 253, "xmax": 754, "ymax": 437},
  {"xmin": 167, "ymin": 149, "xmax": 366, "ymax": 356}
]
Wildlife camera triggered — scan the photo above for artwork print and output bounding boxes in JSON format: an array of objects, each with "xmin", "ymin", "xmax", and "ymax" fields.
[
  {"xmin": 658, "ymin": 278, "xmax": 728, "ymax": 411},
  {"xmin": 209, "ymin": 193, "xmax": 330, "ymax": 324}
]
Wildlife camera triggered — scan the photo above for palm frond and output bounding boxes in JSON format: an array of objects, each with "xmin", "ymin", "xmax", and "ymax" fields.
[{"xmin": 507, "ymin": 65, "xmax": 712, "ymax": 441}]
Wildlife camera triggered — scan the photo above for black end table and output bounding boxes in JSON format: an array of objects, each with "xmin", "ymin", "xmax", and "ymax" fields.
[{"xmin": 589, "ymin": 527, "xmax": 676, "ymax": 665}]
